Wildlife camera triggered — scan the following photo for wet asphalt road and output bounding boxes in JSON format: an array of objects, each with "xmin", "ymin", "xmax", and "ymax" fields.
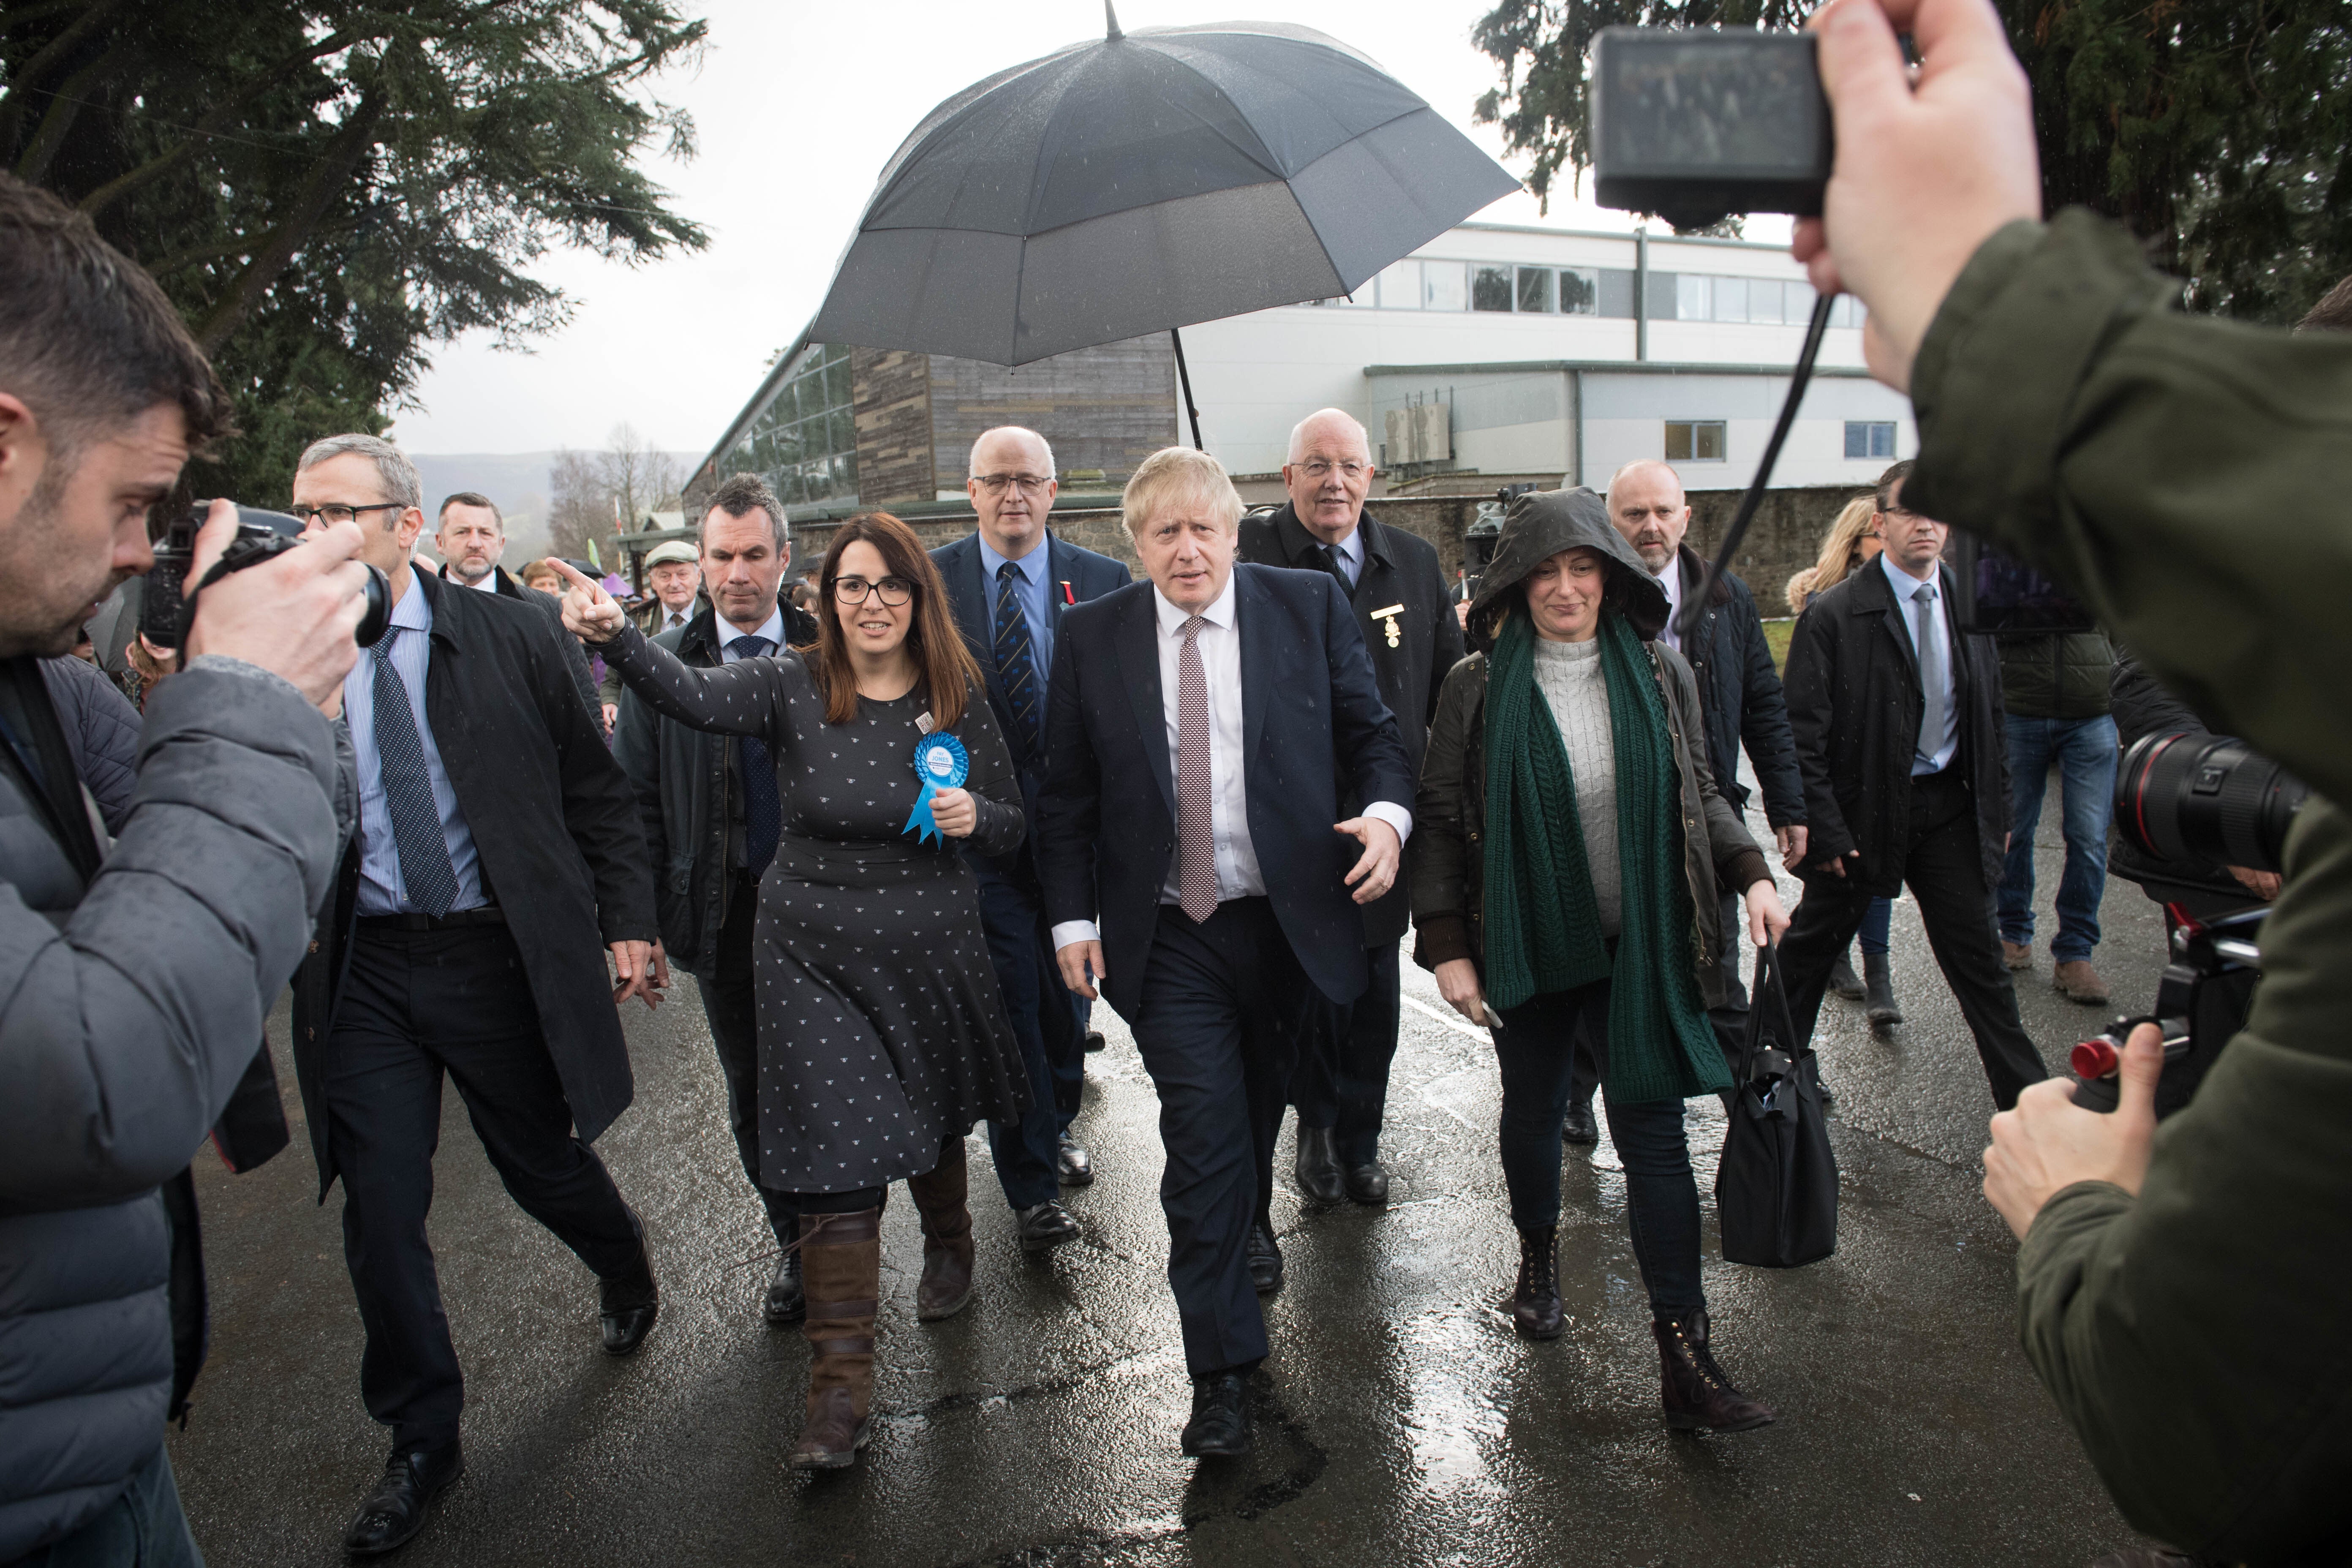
[{"xmin": 173, "ymin": 778, "xmax": 2168, "ymax": 1566}]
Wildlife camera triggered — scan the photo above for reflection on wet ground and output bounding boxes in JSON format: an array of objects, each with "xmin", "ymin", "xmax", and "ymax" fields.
[{"xmin": 177, "ymin": 781, "xmax": 2159, "ymax": 1565}]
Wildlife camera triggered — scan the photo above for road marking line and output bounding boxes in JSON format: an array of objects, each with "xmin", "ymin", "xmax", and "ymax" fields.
[{"xmin": 1402, "ymin": 993, "xmax": 1492, "ymax": 1044}]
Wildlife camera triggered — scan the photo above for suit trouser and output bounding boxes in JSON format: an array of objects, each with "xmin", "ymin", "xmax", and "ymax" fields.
[
  {"xmin": 1288, "ymin": 940, "xmax": 1401, "ymax": 1168},
  {"xmin": 324, "ymin": 923, "xmax": 643, "ymax": 1450},
  {"xmin": 696, "ymin": 873, "xmax": 800, "ymax": 1249},
  {"xmin": 1571, "ymin": 892, "xmax": 1747, "ymax": 1111},
  {"xmin": 1130, "ymin": 897, "xmax": 1304, "ymax": 1378},
  {"xmin": 1778, "ymin": 768, "xmax": 2051, "ymax": 1109},
  {"xmin": 979, "ymin": 874, "xmax": 1080, "ymax": 1211}
]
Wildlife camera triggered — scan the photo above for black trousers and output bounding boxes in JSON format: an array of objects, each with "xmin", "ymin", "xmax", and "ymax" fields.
[
  {"xmin": 1288, "ymin": 939, "xmax": 1401, "ymax": 1169},
  {"xmin": 1128, "ymin": 897, "xmax": 1305, "ymax": 1378},
  {"xmin": 1779, "ymin": 768, "xmax": 2050, "ymax": 1108},
  {"xmin": 324, "ymin": 923, "xmax": 643, "ymax": 1451},
  {"xmin": 697, "ymin": 874, "xmax": 800, "ymax": 1249},
  {"xmin": 978, "ymin": 873, "xmax": 1083, "ymax": 1212}
]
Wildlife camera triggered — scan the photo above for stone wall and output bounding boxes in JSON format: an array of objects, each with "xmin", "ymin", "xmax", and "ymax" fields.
[
  {"xmin": 850, "ymin": 348, "xmax": 936, "ymax": 506},
  {"xmin": 928, "ymin": 335, "xmax": 1177, "ymax": 490},
  {"xmin": 795, "ymin": 483, "xmax": 1868, "ymax": 618}
]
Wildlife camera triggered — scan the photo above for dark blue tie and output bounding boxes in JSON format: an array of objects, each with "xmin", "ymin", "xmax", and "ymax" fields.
[
  {"xmin": 729, "ymin": 636, "xmax": 781, "ymax": 875},
  {"xmin": 370, "ymin": 637, "xmax": 458, "ymax": 917},
  {"xmin": 992, "ymin": 561, "xmax": 1043, "ymax": 758}
]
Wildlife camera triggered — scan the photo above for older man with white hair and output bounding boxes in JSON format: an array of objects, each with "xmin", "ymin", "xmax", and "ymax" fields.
[
  {"xmin": 1036, "ymin": 445, "xmax": 1413, "ymax": 1459},
  {"xmin": 1237, "ymin": 408, "xmax": 1461, "ymax": 1207}
]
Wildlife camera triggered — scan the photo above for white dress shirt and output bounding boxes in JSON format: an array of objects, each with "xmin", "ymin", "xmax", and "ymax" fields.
[
  {"xmin": 465, "ymin": 571, "xmax": 499, "ymax": 592},
  {"xmin": 1051, "ymin": 573, "xmax": 1413, "ymax": 950},
  {"xmin": 1329, "ymin": 523, "xmax": 1365, "ymax": 589},
  {"xmin": 656, "ymin": 602, "xmax": 693, "ymax": 632},
  {"xmin": 1881, "ymin": 553, "xmax": 1960, "ymax": 774},
  {"xmin": 1654, "ymin": 553, "xmax": 1685, "ymax": 652},
  {"xmin": 718, "ymin": 605, "xmax": 785, "ymax": 661}
]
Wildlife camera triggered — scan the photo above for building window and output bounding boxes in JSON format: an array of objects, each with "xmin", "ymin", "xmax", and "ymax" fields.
[
  {"xmin": 1664, "ymin": 420, "xmax": 1726, "ymax": 462},
  {"xmin": 1516, "ymin": 266, "xmax": 1554, "ymax": 313},
  {"xmin": 1423, "ymin": 260, "xmax": 1467, "ymax": 311},
  {"xmin": 722, "ymin": 341, "xmax": 858, "ymax": 509},
  {"xmin": 1675, "ymin": 273, "xmax": 1709, "ymax": 322},
  {"xmin": 1560, "ymin": 267, "xmax": 1599, "ymax": 315},
  {"xmin": 1845, "ymin": 420, "xmax": 1897, "ymax": 460},
  {"xmin": 1597, "ymin": 267, "xmax": 1636, "ymax": 318},
  {"xmin": 1472, "ymin": 264, "xmax": 1514, "ymax": 312},
  {"xmin": 1376, "ymin": 258, "xmax": 1421, "ymax": 310}
]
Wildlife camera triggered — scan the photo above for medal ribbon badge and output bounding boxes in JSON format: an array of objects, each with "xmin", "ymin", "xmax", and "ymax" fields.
[{"xmin": 902, "ymin": 730, "xmax": 971, "ymax": 844}]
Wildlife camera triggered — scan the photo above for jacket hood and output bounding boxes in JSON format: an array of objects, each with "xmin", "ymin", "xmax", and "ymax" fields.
[{"xmin": 1467, "ymin": 487, "xmax": 1667, "ymax": 651}]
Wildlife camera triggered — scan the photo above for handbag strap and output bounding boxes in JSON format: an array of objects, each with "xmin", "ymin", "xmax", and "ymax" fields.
[{"xmin": 1746, "ymin": 936, "xmax": 1807, "ymax": 1069}]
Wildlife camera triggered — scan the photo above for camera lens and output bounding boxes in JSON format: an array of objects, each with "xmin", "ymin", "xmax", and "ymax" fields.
[{"xmin": 2116, "ymin": 731, "xmax": 2307, "ymax": 875}]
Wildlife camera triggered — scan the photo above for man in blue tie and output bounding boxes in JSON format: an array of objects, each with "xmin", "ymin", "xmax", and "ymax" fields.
[
  {"xmin": 1777, "ymin": 461, "xmax": 2048, "ymax": 1108},
  {"xmin": 614, "ymin": 473, "xmax": 818, "ymax": 1324},
  {"xmin": 932, "ymin": 426, "xmax": 1130, "ymax": 1256},
  {"xmin": 286, "ymin": 434, "xmax": 664, "ymax": 1559}
]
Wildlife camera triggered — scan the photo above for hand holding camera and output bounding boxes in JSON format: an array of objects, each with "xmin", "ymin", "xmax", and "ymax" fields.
[{"xmin": 169, "ymin": 501, "xmax": 383, "ymax": 713}]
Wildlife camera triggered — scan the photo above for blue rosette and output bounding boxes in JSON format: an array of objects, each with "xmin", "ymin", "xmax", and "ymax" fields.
[{"xmin": 902, "ymin": 730, "xmax": 971, "ymax": 844}]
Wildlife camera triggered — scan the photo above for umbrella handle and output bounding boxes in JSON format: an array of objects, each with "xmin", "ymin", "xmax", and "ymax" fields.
[{"xmin": 1171, "ymin": 326, "xmax": 1205, "ymax": 450}]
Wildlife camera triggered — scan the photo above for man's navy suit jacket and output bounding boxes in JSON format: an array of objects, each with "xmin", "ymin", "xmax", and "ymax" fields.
[
  {"xmin": 1034, "ymin": 562, "xmax": 1413, "ymax": 1022},
  {"xmin": 932, "ymin": 529, "xmax": 1130, "ymax": 889}
]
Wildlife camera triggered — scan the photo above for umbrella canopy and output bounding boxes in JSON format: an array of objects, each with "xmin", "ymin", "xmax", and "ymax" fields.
[{"xmin": 808, "ymin": 11, "xmax": 1521, "ymax": 367}]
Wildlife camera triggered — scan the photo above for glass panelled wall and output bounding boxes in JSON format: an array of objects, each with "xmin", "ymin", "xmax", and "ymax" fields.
[{"xmin": 717, "ymin": 342, "xmax": 859, "ymax": 509}]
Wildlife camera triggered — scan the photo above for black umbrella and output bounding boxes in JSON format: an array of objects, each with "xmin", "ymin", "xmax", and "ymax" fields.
[{"xmin": 806, "ymin": 3, "xmax": 1520, "ymax": 446}]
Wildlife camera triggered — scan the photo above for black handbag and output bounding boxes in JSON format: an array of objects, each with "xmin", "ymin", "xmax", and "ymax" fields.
[{"xmin": 1716, "ymin": 938, "xmax": 1839, "ymax": 1267}]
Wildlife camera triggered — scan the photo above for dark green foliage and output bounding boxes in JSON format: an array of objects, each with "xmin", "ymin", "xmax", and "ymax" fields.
[
  {"xmin": 1472, "ymin": 1, "xmax": 2352, "ymax": 323},
  {"xmin": 1, "ymin": 1, "xmax": 708, "ymax": 500}
]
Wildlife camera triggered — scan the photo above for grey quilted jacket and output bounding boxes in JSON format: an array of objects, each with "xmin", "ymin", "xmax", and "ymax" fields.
[{"xmin": 0, "ymin": 656, "xmax": 343, "ymax": 1560}]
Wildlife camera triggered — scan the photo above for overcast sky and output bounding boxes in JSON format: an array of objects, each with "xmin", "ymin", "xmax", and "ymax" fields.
[{"xmin": 389, "ymin": 0, "xmax": 1783, "ymax": 460}]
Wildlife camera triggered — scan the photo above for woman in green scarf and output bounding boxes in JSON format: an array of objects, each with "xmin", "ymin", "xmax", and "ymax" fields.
[{"xmin": 1410, "ymin": 487, "xmax": 1790, "ymax": 1434}]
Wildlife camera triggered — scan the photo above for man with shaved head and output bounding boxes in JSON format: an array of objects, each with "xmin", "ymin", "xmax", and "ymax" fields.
[
  {"xmin": 932, "ymin": 426, "xmax": 1130, "ymax": 1257},
  {"xmin": 1578, "ymin": 458, "xmax": 1808, "ymax": 1137},
  {"xmin": 1238, "ymin": 407, "xmax": 1462, "ymax": 1207}
]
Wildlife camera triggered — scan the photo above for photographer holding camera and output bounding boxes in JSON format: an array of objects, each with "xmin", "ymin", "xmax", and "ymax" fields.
[
  {"xmin": 1797, "ymin": 0, "xmax": 2352, "ymax": 1556},
  {"xmin": 0, "ymin": 176, "xmax": 371, "ymax": 1563}
]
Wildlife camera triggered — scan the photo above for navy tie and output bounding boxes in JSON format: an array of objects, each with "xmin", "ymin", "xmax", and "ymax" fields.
[
  {"xmin": 729, "ymin": 636, "xmax": 781, "ymax": 875},
  {"xmin": 370, "ymin": 636, "xmax": 458, "ymax": 917},
  {"xmin": 992, "ymin": 561, "xmax": 1043, "ymax": 758}
]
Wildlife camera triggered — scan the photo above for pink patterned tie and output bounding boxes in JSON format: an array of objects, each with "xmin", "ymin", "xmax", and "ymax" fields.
[{"xmin": 1177, "ymin": 614, "xmax": 1217, "ymax": 923}]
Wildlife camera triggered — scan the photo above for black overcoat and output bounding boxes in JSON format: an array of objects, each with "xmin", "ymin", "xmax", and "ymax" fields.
[
  {"xmin": 1235, "ymin": 503, "xmax": 1462, "ymax": 945},
  {"xmin": 1670, "ymin": 546, "xmax": 1805, "ymax": 828},
  {"xmin": 1034, "ymin": 564, "xmax": 1414, "ymax": 1020},
  {"xmin": 291, "ymin": 567, "xmax": 658, "ymax": 1198},
  {"xmin": 1781, "ymin": 557, "xmax": 2011, "ymax": 897}
]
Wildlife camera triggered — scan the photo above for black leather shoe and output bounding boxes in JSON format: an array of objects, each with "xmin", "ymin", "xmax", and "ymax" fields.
[
  {"xmin": 1561, "ymin": 1102, "xmax": 1599, "ymax": 1146},
  {"xmin": 1056, "ymin": 1133, "xmax": 1094, "ymax": 1186},
  {"xmin": 1015, "ymin": 1199, "xmax": 1079, "ymax": 1254},
  {"xmin": 599, "ymin": 1253, "xmax": 660, "ymax": 1356},
  {"xmin": 343, "ymin": 1441, "xmax": 463, "ymax": 1557},
  {"xmin": 1180, "ymin": 1371, "xmax": 1250, "ymax": 1457},
  {"xmin": 1293, "ymin": 1124, "xmax": 1345, "ymax": 1204},
  {"xmin": 1246, "ymin": 1223, "xmax": 1284, "ymax": 1293},
  {"xmin": 1084, "ymin": 1029, "xmax": 1106, "ymax": 1054},
  {"xmin": 1343, "ymin": 1162, "xmax": 1389, "ymax": 1204},
  {"xmin": 762, "ymin": 1249, "xmax": 804, "ymax": 1326}
]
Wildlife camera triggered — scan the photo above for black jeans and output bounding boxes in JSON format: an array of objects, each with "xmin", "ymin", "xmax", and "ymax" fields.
[
  {"xmin": 1128, "ymin": 897, "xmax": 1305, "ymax": 1377},
  {"xmin": 324, "ymin": 923, "xmax": 644, "ymax": 1450},
  {"xmin": 1288, "ymin": 939, "xmax": 1401, "ymax": 1168},
  {"xmin": 1494, "ymin": 981, "xmax": 1705, "ymax": 1316},
  {"xmin": 1780, "ymin": 767, "xmax": 2050, "ymax": 1108},
  {"xmin": 697, "ymin": 873, "xmax": 799, "ymax": 1248}
]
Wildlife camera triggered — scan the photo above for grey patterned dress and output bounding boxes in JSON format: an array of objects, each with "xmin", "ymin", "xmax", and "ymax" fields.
[{"xmin": 600, "ymin": 625, "xmax": 1031, "ymax": 1193}]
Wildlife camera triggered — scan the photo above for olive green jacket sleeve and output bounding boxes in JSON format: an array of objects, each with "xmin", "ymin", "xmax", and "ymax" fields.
[{"xmin": 1908, "ymin": 209, "xmax": 2352, "ymax": 1563}]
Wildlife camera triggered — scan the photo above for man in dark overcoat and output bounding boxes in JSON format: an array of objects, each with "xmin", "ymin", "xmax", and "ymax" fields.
[
  {"xmin": 287, "ymin": 435, "xmax": 662, "ymax": 1559},
  {"xmin": 933, "ymin": 426, "xmax": 1130, "ymax": 1253},
  {"xmin": 433, "ymin": 488, "xmax": 600, "ymax": 717},
  {"xmin": 1778, "ymin": 459, "xmax": 2047, "ymax": 1107},
  {"xmin": 1236, "ymin": 408, "xmax": 1461, "ymax": 1205}
]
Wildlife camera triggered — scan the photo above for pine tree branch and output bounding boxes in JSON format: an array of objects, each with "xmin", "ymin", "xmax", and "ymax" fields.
[{"xmin": 13, "ymin": 39, "xmax": 138, "ymax": 184}]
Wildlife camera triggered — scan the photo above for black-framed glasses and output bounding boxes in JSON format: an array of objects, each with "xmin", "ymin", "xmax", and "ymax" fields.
[
  {"xmin": 830, "ymin": 574, "xmax": 914, "ymax": 607},
  {"xmin": 973, "ymin": 474, "xmax": 1053, "ymax": 495},
  {"xmin": 290, "ymin": 502, "xmax": 405, "ymax": 527}
]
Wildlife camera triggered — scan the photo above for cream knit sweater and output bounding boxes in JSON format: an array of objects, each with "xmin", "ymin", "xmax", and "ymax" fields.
[{"xmin": 1531, "ymin": 636, "xmax": 1620, "ymax": 936}]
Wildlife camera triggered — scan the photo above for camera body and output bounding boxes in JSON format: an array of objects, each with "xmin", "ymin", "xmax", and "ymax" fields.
[
  {"xmin": 2070, "ymin": 907, "xmax": 2263, "ymax": 1118},
  {"xmin": 1589, "ymin": 28, "xmax": 1832, "ymax": 229},
  {"xmin": 139, "ymin": 504, "xmax": 390, "ymax": 652}
]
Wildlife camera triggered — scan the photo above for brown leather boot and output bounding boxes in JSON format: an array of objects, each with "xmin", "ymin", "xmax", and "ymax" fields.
[
  {"xmin": 905, "ymin": 1138, "xmax": 975, "ymax": 1322},
  {"xmin": 1512, "ymin": 1226, "xmax": 1565, "ymax": 1340},
  {"xmin": 789, "ymin": 1209, "xmax": 879, "ymax": 1470},
  {"xmin": 1654, "ymin": 1309, "xmax": 1775, "ymax": 1433}
]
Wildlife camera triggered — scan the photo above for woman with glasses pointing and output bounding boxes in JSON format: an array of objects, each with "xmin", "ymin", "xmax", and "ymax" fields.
[{"xmin": 548, "ymin": 511, "xmax": 1030, "ymax": 1472}]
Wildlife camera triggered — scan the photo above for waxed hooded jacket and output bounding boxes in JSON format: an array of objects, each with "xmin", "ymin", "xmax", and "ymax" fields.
[{"xmin": 1408, "ymin": 488, "xmax": 1769, "ymax": 1004}]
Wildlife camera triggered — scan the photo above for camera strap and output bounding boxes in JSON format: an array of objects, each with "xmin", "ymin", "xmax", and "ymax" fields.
[{"xmin": 0, "ymin": 659, "xmax": 104, "ymax": 885}]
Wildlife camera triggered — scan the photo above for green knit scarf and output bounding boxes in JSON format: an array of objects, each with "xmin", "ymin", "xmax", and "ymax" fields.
[{"xmin": 1481, "ymin": 610, "xmax": 1729, "ymax": 1103}]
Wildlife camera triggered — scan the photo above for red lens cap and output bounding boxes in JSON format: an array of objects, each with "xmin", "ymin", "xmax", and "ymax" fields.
[{"xmin": 2070, "ymin": 1038, "xmax": 2121, "ymax": 1080}]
